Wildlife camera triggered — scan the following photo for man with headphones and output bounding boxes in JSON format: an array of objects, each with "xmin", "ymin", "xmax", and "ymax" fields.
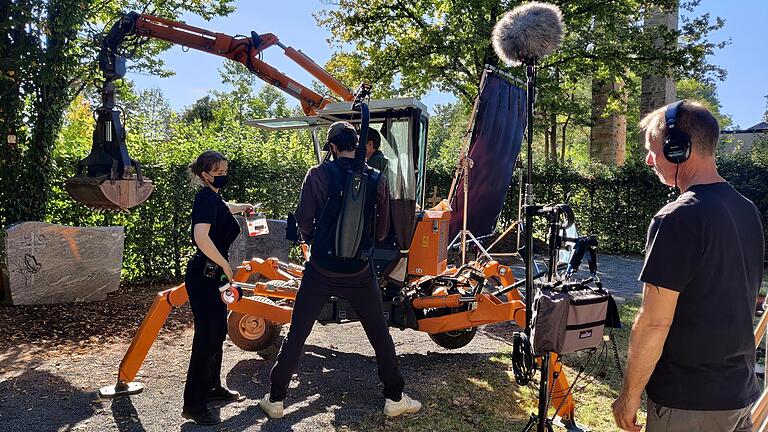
[{"xmin": 612, "ymin": 101, "xmax": 764, "ymax": 431}]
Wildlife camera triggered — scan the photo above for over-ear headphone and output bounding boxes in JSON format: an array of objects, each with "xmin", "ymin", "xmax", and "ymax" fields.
[{"xmin": 663, "ymin": 100, "xmax": 691, "ymax": 164}]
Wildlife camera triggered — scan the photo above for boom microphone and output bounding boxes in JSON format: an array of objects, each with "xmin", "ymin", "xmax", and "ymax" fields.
[{"xmin": 492, "ymin": 2, "xmax": 565, "ymax": 66}]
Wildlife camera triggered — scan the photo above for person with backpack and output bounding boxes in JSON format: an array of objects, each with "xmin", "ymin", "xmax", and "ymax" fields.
[{"xmin": 258, "ymin": 121, "xmax": 422, "ymax": 419}]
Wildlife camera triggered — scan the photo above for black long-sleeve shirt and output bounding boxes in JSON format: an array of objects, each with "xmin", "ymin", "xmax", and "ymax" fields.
[{"xmin": 295, "ymin": 157, "xmax": 389, "ymax": 244}]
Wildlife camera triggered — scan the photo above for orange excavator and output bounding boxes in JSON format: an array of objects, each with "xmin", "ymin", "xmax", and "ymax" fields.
[
  {"xmin": 87, "ymin": 11, "xmax": 585, "ymax": 429},
  {"xmin": 65, "ymin": 11, "xmax": 353, "ymax": 210}
]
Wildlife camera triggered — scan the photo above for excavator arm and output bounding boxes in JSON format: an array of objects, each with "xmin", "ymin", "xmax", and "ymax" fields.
[
  {"xmin": 66, "ymin": 11, "xmax": 353, "ymax": 211},
  {"xmin": 111, "ymin": 12, "xmax": 353, "ymax": 115}
]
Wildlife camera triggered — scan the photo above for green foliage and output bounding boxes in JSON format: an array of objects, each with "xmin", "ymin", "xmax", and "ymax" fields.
[
  {"xmin": 316, "ymin": 0, "xmax": 728, "ymax": 164},
  {"xmin": 427, "ymin": 101, "xmax": 471, "ymax": 171},
  {"xmin": 0, "ymin": 0, "xmax": 234, "ymax": 226},
  {"xmin": 317, "ymin": 1, "xmax": 726, "ymax": 104},
  {"xmin": 429, "ymin": 155, "xmax": 768, "ymax": 257},
  {"xmin": 761, "ymin": 94, "xmax": 768, "ymax": 124},
  {"xmin": 676, "ymin": 77, "xmax": 733, "ymax": 129}
]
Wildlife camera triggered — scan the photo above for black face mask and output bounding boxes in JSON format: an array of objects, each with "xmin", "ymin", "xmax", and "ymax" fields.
[{"xmin": 211, "ymin": 175, "xmax": 229, "ymax": 189}]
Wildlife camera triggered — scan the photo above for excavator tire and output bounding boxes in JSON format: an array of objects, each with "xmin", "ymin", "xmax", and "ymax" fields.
[
  {"xmin": 425, "ymin": 307, "xmax": 478, "ymax": 349},
  {"xmin": 65, "ymin": 175, "xmax": 154, "ymax": 210},
  {"xmin": 227, "ymin": 297, "xmax": 283, "ymax": 352},
  {"xmin": 428, "ymin": 327, "xmax": 478, "ymax": 349}
]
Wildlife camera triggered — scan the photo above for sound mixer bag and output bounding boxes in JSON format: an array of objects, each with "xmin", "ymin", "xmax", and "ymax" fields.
[{"xmin": 530, "ymin": 282, "xmax": 609, "ymax": 355}]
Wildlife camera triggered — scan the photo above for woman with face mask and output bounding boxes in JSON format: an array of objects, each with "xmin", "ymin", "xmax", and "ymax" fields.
[{"xmin": 182, "ymin": 150, "xmax": 253, "ymax": 425}]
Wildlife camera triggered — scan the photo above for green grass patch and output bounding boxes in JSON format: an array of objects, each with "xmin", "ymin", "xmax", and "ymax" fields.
[{"xmin": 353, "ymin": 301, "xmax": 643, "ymax": 432}]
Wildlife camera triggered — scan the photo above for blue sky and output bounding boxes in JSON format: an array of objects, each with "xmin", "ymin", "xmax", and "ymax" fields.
[{"xmin": 132, "ymin": 0, "xmax": 767, "ymax": 128}]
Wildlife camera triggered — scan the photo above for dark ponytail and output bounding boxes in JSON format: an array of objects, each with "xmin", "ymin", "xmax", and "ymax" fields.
[{"xmin": 189, "ymin": 150, "xmax": 227, "ymax": 183}]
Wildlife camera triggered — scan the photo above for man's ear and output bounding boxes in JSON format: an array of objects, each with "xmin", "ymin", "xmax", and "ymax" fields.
[{"xmin": 329, "ymin": 143, "xmax": 338, "ymax": 155}]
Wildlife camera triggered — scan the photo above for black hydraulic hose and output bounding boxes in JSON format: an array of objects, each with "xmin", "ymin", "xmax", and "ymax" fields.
[
  {"xmin": 350, "ymin": 85, "xmax": 371, "ymax": 173},
  {"xmin": 354, "ymin": 103, "xmax": 369, "ymax": 172}
]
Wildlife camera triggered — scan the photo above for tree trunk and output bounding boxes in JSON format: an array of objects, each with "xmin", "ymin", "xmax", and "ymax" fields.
[
  {"xmin": 1, "ymin": 5, "xmax": 36, "ymax": 226},
  {"xmin": 4, "ymin": 1, "xmax": 88, "ymax": 223},
  {"xmin": 561, "ymin": 122, "xmax": 568, "ymax": 164},
  {"xmin": 590, "ymin": 78, "xmax": 627, "ymax": 165},
  {"xmin": 549, "ymin": 112, "xmax": 557, "ymax": 161}
]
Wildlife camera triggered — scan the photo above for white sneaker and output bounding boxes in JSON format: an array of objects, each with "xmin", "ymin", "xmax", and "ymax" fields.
[
  {"xmin": 383, "ymin": 393, "xmax": 422, "ymax": 417},
  {"xmin": 259, "ymin": 393, "xmax": 284, "ymax": 419}
]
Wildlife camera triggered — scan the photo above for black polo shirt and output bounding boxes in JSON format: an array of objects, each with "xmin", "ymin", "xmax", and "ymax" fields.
[
  {"xmin": 190, "ymin": 188, "xmax": 240, "ymax": 259},
  {"xmin": 639, "ymin": 182, "xmax": 764, "ymax": 410}
]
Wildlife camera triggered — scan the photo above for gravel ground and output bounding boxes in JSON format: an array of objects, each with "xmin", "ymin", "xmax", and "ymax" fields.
[{"xmin": 0, "ymin": 254, "xmax": 644, "ymax": 432}]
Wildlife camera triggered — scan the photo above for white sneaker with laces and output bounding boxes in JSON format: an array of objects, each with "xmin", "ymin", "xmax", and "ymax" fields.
[
  {"xmin": 383, "ymin": 393, "xmax": 422, "ymax": 417},
  {"xmin": 259, "ymin": 393, "xmax": 284, "ymax": 419}
]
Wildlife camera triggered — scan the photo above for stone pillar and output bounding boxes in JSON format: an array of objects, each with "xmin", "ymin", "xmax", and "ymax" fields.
[
  {"xmin": 639, "ymin": 6, "xmax": 679, "ymax": 140},
  {"xmin": 590, "ymin": 79, "xmax": 627, "ymax": 165}
]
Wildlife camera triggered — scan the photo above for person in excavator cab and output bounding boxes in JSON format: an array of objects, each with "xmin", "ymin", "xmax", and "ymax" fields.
[
  {"xmin": 183, "ymin": 150, "xmax": 254, "ymax": 425},
  {"xmin": 365, "ymin": 127, "xmax": 389, "ymax": 174},
  {"xmin": 258, "ymin": 121, "xmax": 422, "ymax": 419}
]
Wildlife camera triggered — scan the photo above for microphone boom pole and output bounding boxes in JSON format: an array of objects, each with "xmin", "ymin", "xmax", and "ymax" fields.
[{"xmin": 491, "ymin": 3, "xmax": 564, "ymax": 431}]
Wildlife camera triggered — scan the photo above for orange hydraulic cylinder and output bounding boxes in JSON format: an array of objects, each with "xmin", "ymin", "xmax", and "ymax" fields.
[
  {"xmin": 417, "ymin": 294, "xmax": 526, "ymax": 334},
  {"xmin": 116, "ymin": 284, "xmax": 188, "ymax": 384},
  {"xmin": 411, "ymin": 294, "xmax": 462, "ymax": 309},
  {"xmin": 283, "ymin": 47, "xmax": 354, "ymax": 101}
]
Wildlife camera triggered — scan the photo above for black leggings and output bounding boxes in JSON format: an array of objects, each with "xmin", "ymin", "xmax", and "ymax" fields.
[
  {"xmin": 183, "ymin": 256, "xmax": 228, "ymax": 410},
  {"xmin": 269, "ymin": 262, "xmax": 405, "ymax": 401}
]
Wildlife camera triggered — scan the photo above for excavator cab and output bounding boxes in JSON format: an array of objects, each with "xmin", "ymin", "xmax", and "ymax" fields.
[{"xmin": 247, "ymin": 98, "xmax": 439, "ymax": 282}]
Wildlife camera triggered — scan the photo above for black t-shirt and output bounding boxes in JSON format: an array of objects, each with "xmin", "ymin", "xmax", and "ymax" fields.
[
  {"xmin": 639, "ymin": 182, "xmax": 764, "ymax": 410},
  {"xmin": 190, "ymin": 188, "xmax": 240, "ymax": 259}
]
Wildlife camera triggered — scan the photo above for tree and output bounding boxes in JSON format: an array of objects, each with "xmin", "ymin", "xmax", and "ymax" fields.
[
  {"xmin": 676, "ymin": 77, "xmax": 733, "ymax": 129},
  {"xmin": 316, "ymin": 0, "xmax": 726, "ymax": 162},
  {"xmin": 182, "ymin": 96, "xmax": 216, "ymax": 126},
  {"xmin": 0, "ymin": 0, "xmax": 234, "ymax": 226},
  {"xmin": 427, "ymin": 101, "xmax": 471, "ymax": 171},
  {"xmin": 763, "ymin": 94, "xmax": 768, "ymax": 123}
]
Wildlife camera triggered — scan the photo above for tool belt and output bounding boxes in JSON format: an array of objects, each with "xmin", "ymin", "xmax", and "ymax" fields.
[{"xmin": 530, "ymin": 281, "xmax": 609, "ymax": 355}]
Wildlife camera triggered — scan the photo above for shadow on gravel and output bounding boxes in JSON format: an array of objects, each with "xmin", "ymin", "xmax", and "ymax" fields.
[
  {"xmin": 174, "ymin": 344, "xmax": 521, "ymax": 431},
  {"xmin": 0, "ymin": 368, "xmax": 95, "ymax": 431},
  {"xmin": 110, "ymin": 396, "xmax": 148, "ymax": 432}
]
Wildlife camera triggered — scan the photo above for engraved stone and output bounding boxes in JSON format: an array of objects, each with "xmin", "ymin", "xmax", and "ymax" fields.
[
  {"xmin": 1, "ymin": 222, "xmax": 124, "ymax": 305},
  {"xmin": 228, "ymin": 217, "xmax": 290, "ymax": 270}
]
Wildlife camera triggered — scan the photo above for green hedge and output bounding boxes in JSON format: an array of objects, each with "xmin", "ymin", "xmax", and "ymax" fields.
[
  {"xmin": 427, "ymin": 156, "xmax": 768, "ymax": 257},
  {"xmin": 12, "ymin": 154, "xmax": 768, "ymax": 283},
  {"xmin": 45, "ymin": 158, "xmax": 307, "ymax": 283}
]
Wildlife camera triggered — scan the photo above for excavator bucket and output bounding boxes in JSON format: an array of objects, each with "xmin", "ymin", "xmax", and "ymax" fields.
[
  {"xmin": 65, "ymin": 175, "xmax": 154, "ymax": 211},
  {"xmin": 67, "ymin": 75, "xmax": 154, "ymax": 211}
]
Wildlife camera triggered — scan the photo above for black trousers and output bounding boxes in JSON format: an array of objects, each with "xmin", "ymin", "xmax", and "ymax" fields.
[
  {"xmin": 183, "ymin": 256, "xmax": 228, "ymax": 411},
  {"xmin": 269, "ymin": 261, "xmax": 405, "ymax": 401}
]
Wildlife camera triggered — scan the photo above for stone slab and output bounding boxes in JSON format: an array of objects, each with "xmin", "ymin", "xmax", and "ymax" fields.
[
  {"xmin": 228, "ymin": 217, "xmax": 290, "ymax": 270},
  {"xmin": 2, "ymin": 222, "xmax": 124, "ymax": 305}
]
